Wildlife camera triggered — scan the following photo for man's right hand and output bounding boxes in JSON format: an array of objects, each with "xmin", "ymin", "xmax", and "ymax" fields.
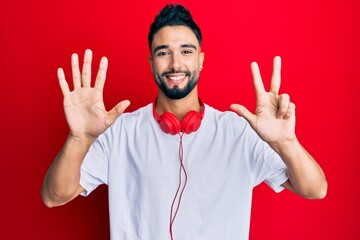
[{"xmin": 58, "ymin": 49, "xmax": 130, "ymax": 140}]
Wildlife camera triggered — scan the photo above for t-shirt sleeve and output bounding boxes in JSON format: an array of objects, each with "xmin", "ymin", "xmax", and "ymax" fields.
[
  {"xmin": 79, "ymin": 132, "xmax": 111, "ymax": 197},
  {"xmin": 263, "ymin": 155, "xmax": 288, "ymax": 193},
  {"xmin": 242, "ymin": 120, "xmax": 288, "ymax": 193},
  {"xmin": 253, "ymin": 142, "xmax": 288, "ymax": 193}
]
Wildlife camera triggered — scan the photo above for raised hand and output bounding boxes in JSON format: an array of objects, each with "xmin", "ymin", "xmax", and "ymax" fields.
[
  {"xmin": 58, "ymin": 49, "xmax": 130, "ymax": 140},
  {"xmin": 230, "ymin": 56, "xmax": 296, "ymax": 145}
]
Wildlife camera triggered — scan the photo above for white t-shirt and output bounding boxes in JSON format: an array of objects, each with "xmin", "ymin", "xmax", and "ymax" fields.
[{"xmin": 80, "ymin": 103, "xmax": 288, "ymax": 240}]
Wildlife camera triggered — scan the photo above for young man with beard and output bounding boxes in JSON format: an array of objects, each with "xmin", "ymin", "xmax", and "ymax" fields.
[{"xmin": 41, "ymin": 4, "xmax": 327, "ymax": 240}]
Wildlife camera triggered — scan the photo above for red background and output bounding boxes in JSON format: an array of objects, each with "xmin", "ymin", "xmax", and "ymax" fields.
[{"xmin": 1, "ymin": 0, "xmax": 359, "ymax": 239}]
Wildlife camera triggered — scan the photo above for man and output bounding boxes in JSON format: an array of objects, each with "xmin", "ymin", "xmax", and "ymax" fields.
[{"xmin": 41, "ymin": 4, "xmax": 327, "ymax": 240}]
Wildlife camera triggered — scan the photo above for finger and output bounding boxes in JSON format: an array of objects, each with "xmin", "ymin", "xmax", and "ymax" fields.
[
  {"xmin": 230, "ymin": 104, "xmax": 256, "ymax": 125},
  {"xmin": 71, "ymin": 53, "xmax": 81, "ymax": 89},
  {"xmin": 277, "ymin": 93, "xmax": 290, "ymax": 119},
  {"xmin": 284, "ymin": 102, "xmax": 296, "ymax": 119},
  {"xmin": 57, "ymin": 68, "xmax": 70, "ymax": 96},
  {"xmin": 94, "ymin": 57, "xmax": 108, "ymax": 92},
  {"xmin": 270, "ymin": 56, "xmax": 281, "ymax": 95},
  {"xmin": 108, "ymin": 100, "xmax": 131, "ymax": 120},
  {"xmin": 251, "ymin": 62, "xmax": 265, "ymax": 98},
  {"xmin": 81, "ymin": 49, "xmax": 93, "ymax": 88}
]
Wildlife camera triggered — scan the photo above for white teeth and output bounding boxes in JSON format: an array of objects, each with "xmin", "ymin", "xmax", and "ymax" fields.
[{"xmin": 167, "ymin": 75, "xmax": 185, "ymax": 81}]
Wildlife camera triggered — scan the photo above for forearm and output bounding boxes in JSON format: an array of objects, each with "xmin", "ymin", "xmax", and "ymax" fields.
[
  {"xmin": 41, "ymin": 134, "xmax": 94, "ymax": 207},
  {"xmin": 270, "ymin": 137, "xmax": 327, "ymax": 199}
]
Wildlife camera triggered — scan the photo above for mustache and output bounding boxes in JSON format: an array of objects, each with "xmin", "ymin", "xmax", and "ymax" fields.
[{"xmin": 161, "ymin": 69, "xmax": 191, "ymax": 77}]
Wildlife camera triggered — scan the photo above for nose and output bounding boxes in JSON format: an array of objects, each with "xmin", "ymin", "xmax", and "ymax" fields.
[{"xmin": 169, "ymin": 52, "xmax": 182, "ymax": 71}]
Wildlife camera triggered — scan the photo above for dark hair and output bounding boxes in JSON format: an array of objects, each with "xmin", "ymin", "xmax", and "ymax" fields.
[{"xmin": 148, "ymin": 4, "xmax": 202, "ymax": 50}]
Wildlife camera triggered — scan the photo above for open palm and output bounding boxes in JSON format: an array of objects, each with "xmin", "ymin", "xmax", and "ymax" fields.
[{"xmin": 58, "ymin": 49, "xmax": 130, "ymax": 140}]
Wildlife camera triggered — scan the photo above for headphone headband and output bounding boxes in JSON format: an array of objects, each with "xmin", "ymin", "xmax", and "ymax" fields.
[{"xmin": 153, "ymin": 99, "xmax": 205, "ymax": 135}]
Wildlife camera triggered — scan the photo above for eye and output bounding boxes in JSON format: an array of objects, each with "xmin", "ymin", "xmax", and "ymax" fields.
[
  {"xmin": 157, "ymin": 51, "xmax": 168, "ymax": 57},
  {"xmin": 182, "ymin": 50, "xmax": 193, "ymax": 55}
]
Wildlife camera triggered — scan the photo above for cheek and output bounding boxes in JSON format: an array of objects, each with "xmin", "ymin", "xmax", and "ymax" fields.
[
  {"xmin": 152, "ymin": 60, "xmax": 168, "ymax": 73},
  {"xmin": 185, "ymin": 58, "xmax": 201, "ymax": 69}
]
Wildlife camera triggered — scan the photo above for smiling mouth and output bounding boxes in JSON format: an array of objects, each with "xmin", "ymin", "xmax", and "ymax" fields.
[{"xmin": 165, "ymin": 73, "xmax": 187, "ymax": 82}]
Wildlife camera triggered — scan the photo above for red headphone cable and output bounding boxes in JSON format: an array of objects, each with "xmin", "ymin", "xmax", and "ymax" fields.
[{"xmin": 169, "ymin": 132, "xmax": 188, "ymax": 240}]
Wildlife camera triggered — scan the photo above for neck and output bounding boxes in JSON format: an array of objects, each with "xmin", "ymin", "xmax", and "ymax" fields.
[{"xmin": 155, "ymin": 88, "xmax": 201, "ymax": 121}]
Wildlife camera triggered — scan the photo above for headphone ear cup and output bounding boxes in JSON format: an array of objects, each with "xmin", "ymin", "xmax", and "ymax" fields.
[
  {"xmin": 182, "ymin": 110, "xmax": 202, "ymax": 134},
  {"xmin": 159, "ymin": 112, "xmax": 182, "ymax": 135}
]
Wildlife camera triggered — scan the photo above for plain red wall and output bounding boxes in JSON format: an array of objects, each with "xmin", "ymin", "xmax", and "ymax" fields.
[{"xmin": 1, "ymin": 0, "xmax": 359, "ymax": 239}]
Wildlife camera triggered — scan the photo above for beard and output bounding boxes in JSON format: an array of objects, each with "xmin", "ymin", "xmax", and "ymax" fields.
[{"xmin": 154, "ymin": 69, "xmax": 200, "ymax": 100}]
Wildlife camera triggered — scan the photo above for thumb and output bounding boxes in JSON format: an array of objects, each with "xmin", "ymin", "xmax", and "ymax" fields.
[
  {"xmin": 230, "ymin": 104, "xmax": 256, "ymax": 125},
  {"xmin": 109, "ymin": 100, "xmax": 131, "ymax": 119}
]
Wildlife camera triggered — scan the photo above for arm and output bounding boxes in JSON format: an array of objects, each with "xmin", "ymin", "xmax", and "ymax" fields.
[
  {"xmin": 273, "ymin": 137, "xmax": 327, "ymax": 199},
  {"xmin": 230, "ymin": 56, "xmax": 327, "ymax": 199},
  {"xmin": 41, "ymin": 135, "xmax": 92, "ymax": 207},
  {"xmin": 41, "ymin": 49, "xmax": 130, "ymax": 207}
]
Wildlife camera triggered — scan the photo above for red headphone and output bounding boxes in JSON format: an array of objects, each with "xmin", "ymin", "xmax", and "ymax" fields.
[{"xmin": 153, "ymin": 99, "xmax": 205, "ymax": 135}]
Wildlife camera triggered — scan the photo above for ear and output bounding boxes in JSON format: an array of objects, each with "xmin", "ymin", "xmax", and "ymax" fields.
[
  {"xmin": 199, "ymin": 52, "xmax": 205, "ymax": 70},
  {"xmin": 148, "ymin": 55, "xmax": 154, "ymax": 72}
]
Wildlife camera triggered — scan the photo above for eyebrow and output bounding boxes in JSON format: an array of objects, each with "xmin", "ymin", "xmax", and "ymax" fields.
[
  {"xmin": 181, "ymin": 44, "xmax": 197, "ymax": 50},
  {"xmin": 153, "ymin": 45, "xmax": 169, "ymax": 54},
  {"xmin": 153, "ymin": 43, "xmax": 198, "ymax": 54}
]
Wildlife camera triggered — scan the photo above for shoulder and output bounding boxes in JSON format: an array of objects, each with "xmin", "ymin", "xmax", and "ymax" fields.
[
  {"xmin": 199, "ymin": 103, "xmax": 254, "ymax": 140},
  {"xmin": 204, "ymin": 103, "xmax": 248, "ymax": 128},
  {"xmin": 105, "ymin": 103, "xmax": 153, "ymax": 134},
  {"xmin": 121, "ymin": 103, "xmax": 152, "ymax": 121}
]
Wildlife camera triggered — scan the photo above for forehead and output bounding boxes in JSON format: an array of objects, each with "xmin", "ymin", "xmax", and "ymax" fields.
[{"xmin": 151, "ymin": 26, "xmax": 199, "ymax": 50}]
